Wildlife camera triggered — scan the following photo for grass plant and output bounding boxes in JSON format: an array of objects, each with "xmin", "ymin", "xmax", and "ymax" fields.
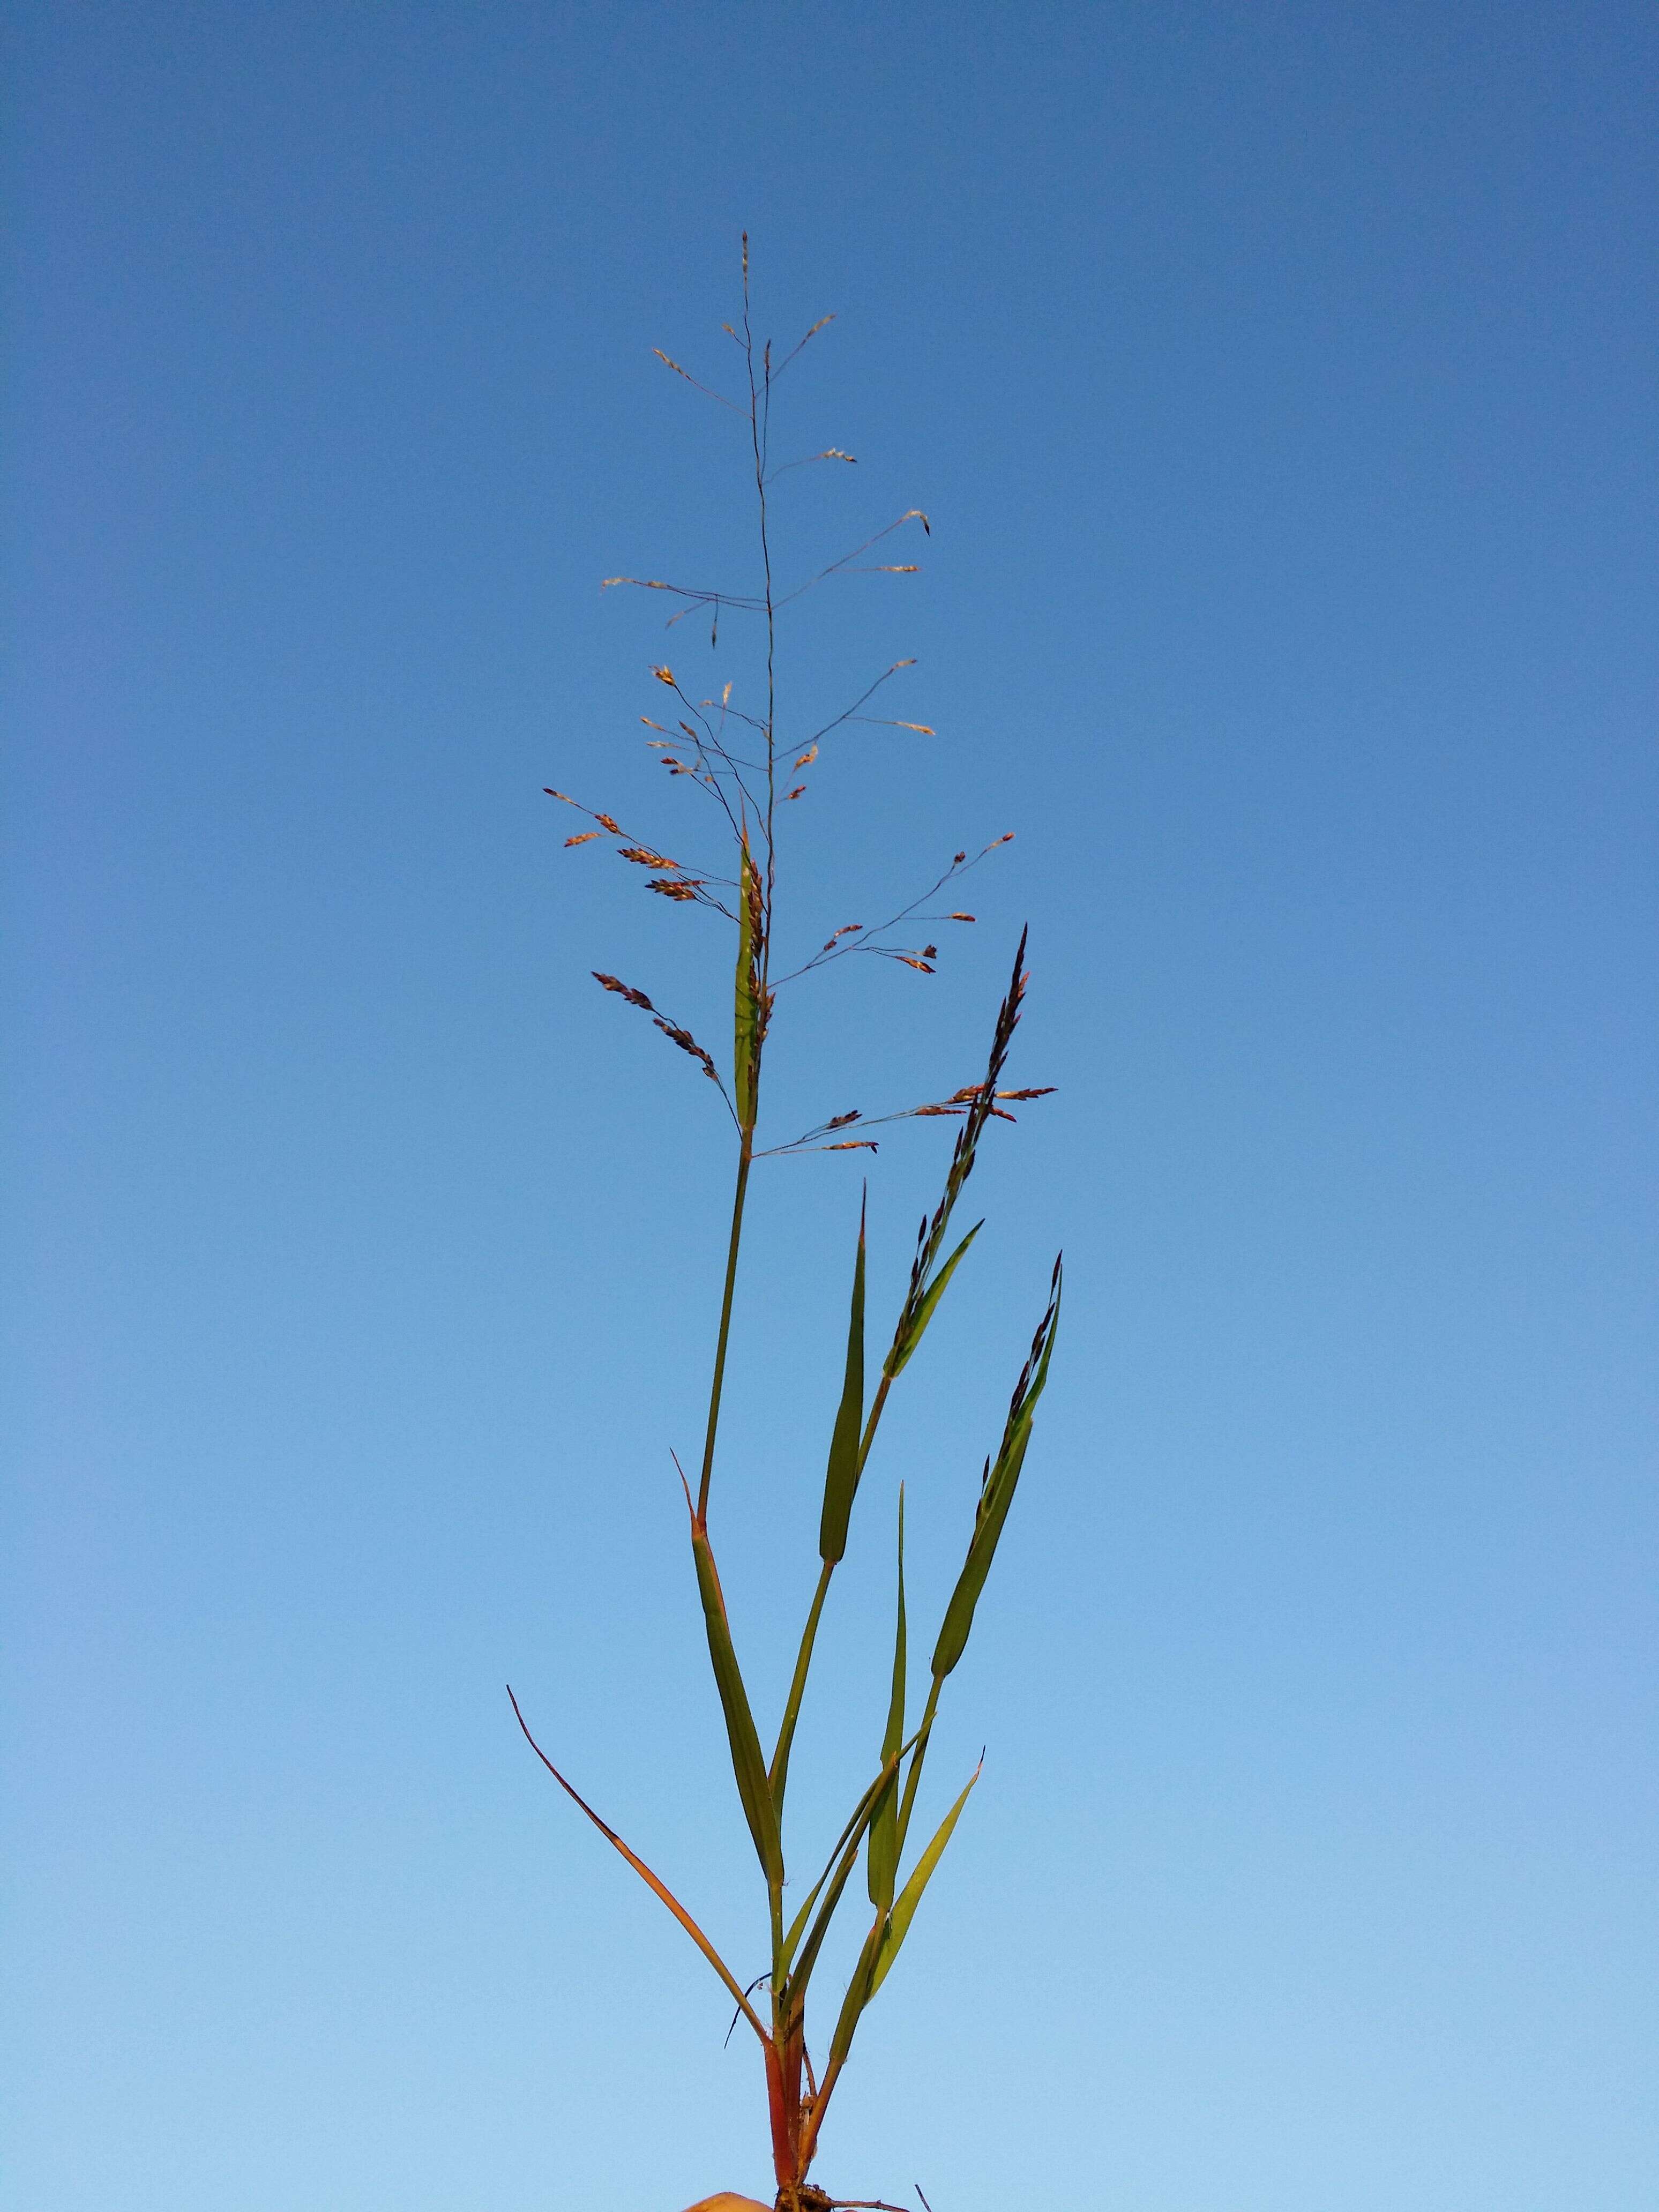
[{"xmin": 516, "ymin": 241, "xmax": 1062, "ymax": 2212}]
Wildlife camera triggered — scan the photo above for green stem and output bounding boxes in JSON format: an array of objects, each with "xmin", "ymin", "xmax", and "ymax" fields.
[
  {"xmin": 769, "ymin": 1871, "xmax": 785, "ymax": 2007},
  {"xmin": 769, "ymin": 1367, "xmax": 898, "ymax": 1816},
  {"xmin": 769, "ymin": 1558, "xmax": 833, "ymax": 1811},
  {"xmin": 857, "ymin": 1373, "xmax": 893, "ymax": 1468},
  {"xmin": 895, "ymin": 1674, "xmax": 944, "ymax": 1857},
  {"xmin": 697, "ymin": 1140, "xmax": 752, "ymax": 1525}
]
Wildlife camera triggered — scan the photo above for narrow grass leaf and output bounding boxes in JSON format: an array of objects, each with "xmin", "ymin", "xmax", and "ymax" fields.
[
  {"xmin": 782, "ymin": 1727, "xmax": 916, "ymax": 1997},
  {"xmin": 886, "ymin": 1220, "xmax": 981, "ymax": 1379},
  {"xmin": 691, "ymin": 1520, "xmax": 783, "ymax": 1886},
  {"xmin": 931, "ymin": 1260, "xmax": 1061, "ymax": 1680},
  {"xmin": 818, "ymin": 1195, "xmax": 867, "ymax": 1564},
  {"xmin": 867, "ymin": 1487, "xmax": 906, "ymax": 1908},
  {"xmin": 867, "ymin": 1760, "xmax": 982, "ymax": 1999},
  {"xmin": 506, "ymin": 1686, "xmax": 768, "ymax": 2043},
  {"xmin": 780, "ymin": 1763, "xmax": 886, "ymax": 1975},
  {"xmin": 769, "ymin": 1560, "xmax": 831, "ymax": 1817},
  {"xmin": 821, "ymin": 1917, "xmax": 888, "ymax": 2094}
]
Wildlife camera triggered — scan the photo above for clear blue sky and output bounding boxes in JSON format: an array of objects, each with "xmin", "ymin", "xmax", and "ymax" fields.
[{"xmin": 5, "ymin": 6, "xmax": 1654, "ymax": 2209}]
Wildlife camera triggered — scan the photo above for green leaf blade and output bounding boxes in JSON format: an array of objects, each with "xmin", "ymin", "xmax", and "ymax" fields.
[
  {"xmin": 817, "ymin": 1198, "xmax": 867, "ymax": 1565},
  {"xmin": 867, "ymin": 1486, "xmax": 906, "ymax": 1908},
  {"xmin": 886, "ymin": 1220, "xmax": 981, "ymax": 1380},
  {"xmin": 691, "ymin": 1520, "xmax": 783, "ymax": 1888},
  {"xmin": 930, "ymin": 1258, "xmax": 1062, "ymax": 1680},
  {"xmin": 782, "ymin": 1724, "xmax": 915, "ymax": 2000},
  {"xmin": 868, "ymin": 1761, "xmax": 982, "ymax": 2000}
]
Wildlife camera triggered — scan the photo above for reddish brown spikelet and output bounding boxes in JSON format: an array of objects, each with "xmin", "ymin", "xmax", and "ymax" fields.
[
  {"xmin": 892, "ymin": 721, "xmax": 935, "ymax": 734},
  {"xmin": 595, "ymin": 812, "xmax": 623, "ymax": 835},
  {"xmin": 827, "ymin": 1140, "xmax": 879, "ymax": 1152},
  {"xmin": 565, "ymin": 832, "xmax": 602, "ymax": 848},
  {"xmin": 652, "ymin": 665, "xmax": 676, "ymax": 686},
  {"xmin": 996, "ymin": 1086, "xmax": 1057, "ymax": 1101},
  {"xmin": 593, "ymin": 972, "xmax": 655, "ymax": 1011},
  {"xmin": 922, "ymin": 944, "xmax": 938, "ymax": 960},
  {"xmin": 655, "ymin": 1019, "xmax": 720, "ymax": 1080},
  {"xmin": 895, "ymin": 956, "xmax": 935, "ymax": 973},
  {"xmin": 648, "ymin": 879, "xmax": 699, "ymax": 900},
  {"xmin": 825, "ymin": 1111, "xmax": 862, "ymax": 1130},
  {"xmin": 953, "ymin": 850, "xmax": 968, "ymax": 864},
  {"xmin": 784, "ymin": 785, "xmax": 807, "ymax": 801},
  {"xmin": 617, "ymin": 847, "xmax": 679, "ymax": 868},
  {"xmin": 949, "ymin": 912, "xmax": 976, "ymax": 922}
]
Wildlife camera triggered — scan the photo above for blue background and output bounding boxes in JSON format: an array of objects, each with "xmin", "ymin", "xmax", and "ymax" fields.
[{"xmin": 5, "ymin": 5, "xmax": 1655, "ymax": 2208}]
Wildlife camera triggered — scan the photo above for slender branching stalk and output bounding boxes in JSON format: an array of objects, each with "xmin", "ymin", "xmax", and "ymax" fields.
[{"xmin": 519, "ymin": 242, "xmax": 1060, "ymax": 2212}]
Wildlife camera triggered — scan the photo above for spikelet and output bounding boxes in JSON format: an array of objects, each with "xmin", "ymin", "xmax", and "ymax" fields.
[{"xmin": 593, "ymin": 972, "xmax": 654, "ymax": 1010}]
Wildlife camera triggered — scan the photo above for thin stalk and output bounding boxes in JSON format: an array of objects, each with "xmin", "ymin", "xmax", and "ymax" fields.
[
  {"xmin": 770, "ymin": 1556, "xmax": 833, "ymax": 1807},
  {"xmin": 894, "ymin": 1675, "xmax": 944, "ymax": 1857},
  {"xmin": 857, "ymin": 1374, "xmax": 893, "ymax": 1467},
  {"xmin": 697, "ymin": 1140, "xmax": 752, "ymax": 1524},
  {"xmin": 769, "ymin": 1371, "xmax": 896, "ymax": 1808},
  {"xmin": 739, "ymin": 245, "xmax": 779, "ymax": 972},
  {"xmin": 798, "ymin": 2024, "xmax": 855, "ymax": 2174},
  {"xmin": 769, "ymin": 1873, "xmax": 787, "ymax": 2078},
  {"xmin": 693, "ymin": 256, "xmax": 772, "ymax": 1538}
]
